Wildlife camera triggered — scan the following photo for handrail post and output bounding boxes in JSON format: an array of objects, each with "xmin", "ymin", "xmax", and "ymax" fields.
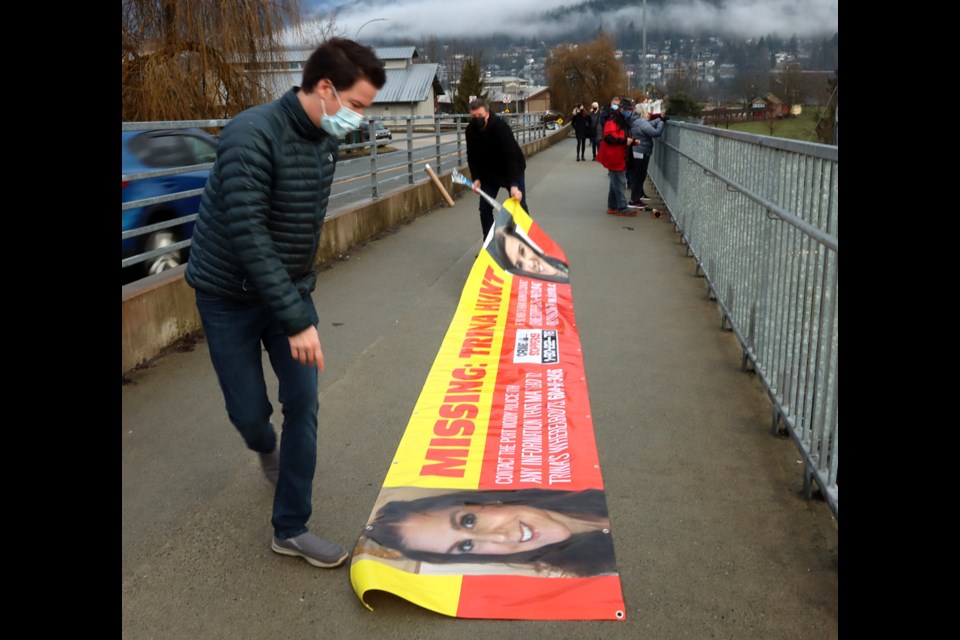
[
  {"xmin": 435, "ymin": 116, "xmax": 442, "ymax": 174},
  {"xmin": 406, "ymin": 116, "xmax": 415, "ymax": 185},
  {"xmin": 456, "ymin": 116, "xmax": 463, "ymax": 168},
  {"xmin": 369, "ymin": 119, "xmax": 379, "ymax": 199}
]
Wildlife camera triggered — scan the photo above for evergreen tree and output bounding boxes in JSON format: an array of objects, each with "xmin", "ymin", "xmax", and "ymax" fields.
[
  {"xmin": 454, "ymin": 57, "xmax": 486, "ymax": 114},
  {"xmin": 665, "ymin": 92, "xmax": 701, "ymax": 118}
]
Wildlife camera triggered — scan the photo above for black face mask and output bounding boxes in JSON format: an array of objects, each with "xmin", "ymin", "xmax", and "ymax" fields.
[{"xmin": 472, "ymin": 116, "xmax": 486, "ymax": 129}]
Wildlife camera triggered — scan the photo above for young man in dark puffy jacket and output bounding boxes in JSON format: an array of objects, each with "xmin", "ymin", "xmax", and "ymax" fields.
[
  {"xmin": 466, "ymin": 98, "xmax": 529, "ymax": 240},
  {"xmin": 185, "ymin": 38, "xmax": 385, "ymax": 569}
]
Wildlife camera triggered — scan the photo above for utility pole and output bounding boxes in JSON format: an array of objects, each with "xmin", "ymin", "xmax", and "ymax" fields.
[{"xmin": 641, "ymin": 0, "xmax": 647, "ymax": 98}]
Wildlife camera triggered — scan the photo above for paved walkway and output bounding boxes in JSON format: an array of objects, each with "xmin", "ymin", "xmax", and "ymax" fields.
[{"xmin": 121, "ymin": 136, "xmax": 838, "ymax": 639}]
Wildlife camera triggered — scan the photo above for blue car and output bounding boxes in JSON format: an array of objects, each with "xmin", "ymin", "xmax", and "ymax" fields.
[{"xmin": 122, "ymin": 128, "xmax": 218, "ymax": 277}]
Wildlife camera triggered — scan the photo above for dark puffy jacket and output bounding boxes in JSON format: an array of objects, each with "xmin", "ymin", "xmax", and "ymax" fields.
[
  {"xmin": 466, "ymin": 114, "xmax": 526, "ymax": 188},
  {"xmin": 185, "ymin": 88, "xmax": 339, "ymax": 336}
]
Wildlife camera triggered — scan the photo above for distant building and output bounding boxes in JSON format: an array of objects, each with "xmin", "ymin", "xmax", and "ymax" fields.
[
  {"xmin": 523, "ymin": 87, "xmax": 552, "ymax": 113},
  {"xmin": 750, "ymin": 93, "xmax": 793, "ymax": 120},
  {"xmin": 437, "ymin": 75, "xmax": 551, "ymax": 114},
  {"xmin": 484, "ymin": 76, "xmax": 549, "ymax": 114},
  {"xmin": 258, "ymin": 46, "xmax": 443, "ymax": 120}
]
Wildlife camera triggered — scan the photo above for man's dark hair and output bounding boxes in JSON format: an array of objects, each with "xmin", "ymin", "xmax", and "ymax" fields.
[
  {"xmin": 468, "ymin": 98, "xmax": 489, "ymax": 111},
  {"xmin": 301, "ymin": 38, "xmax": 386, "ymax": 93}
]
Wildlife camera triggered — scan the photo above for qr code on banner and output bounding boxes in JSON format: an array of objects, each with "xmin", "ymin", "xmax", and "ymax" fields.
[{"xmin": 513, "ymin": 330, "xmax": 559, "ymax": 364}]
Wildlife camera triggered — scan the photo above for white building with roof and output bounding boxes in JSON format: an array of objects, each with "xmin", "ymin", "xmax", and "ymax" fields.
[
  {"xmin": 369, "ymin": 47, "xmax": 444, "ymax": 119},
  {"xmin": 259, "ymin": 46, "xmax": 443, "ymax": 120},
  {"xmin": 438, "ymin": 75, "xmax": 550, "ymax": 114}
]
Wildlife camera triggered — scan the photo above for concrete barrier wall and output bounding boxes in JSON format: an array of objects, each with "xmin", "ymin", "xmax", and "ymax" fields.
[{"xmin": 121, "ymin": 128, "xmax": 570, "ymax": 374}]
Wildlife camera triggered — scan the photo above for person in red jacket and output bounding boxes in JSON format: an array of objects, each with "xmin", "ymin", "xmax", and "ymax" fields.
[{"xmin": 595, "ymin": 97, "xmax": 635, "ymax": 216}]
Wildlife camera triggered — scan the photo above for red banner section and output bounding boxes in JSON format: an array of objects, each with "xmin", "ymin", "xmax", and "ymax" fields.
[{"xmin": 350, "ymin": 200, "xmax": 625, "ymax": 621}]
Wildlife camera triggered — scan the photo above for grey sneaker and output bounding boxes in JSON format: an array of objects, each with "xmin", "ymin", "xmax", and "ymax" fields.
[
  {"xmin": 271, "ymin": 532, "xmax": 349, "ymax": 568},
  {"xmin": 258, "ymin": 449, "xmax": 279, "ymax": 485}
]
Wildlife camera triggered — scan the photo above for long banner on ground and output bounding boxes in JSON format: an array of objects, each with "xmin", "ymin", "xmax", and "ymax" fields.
[{"xmin": 350, "ymin": 199, "xmax": 626, "ymax": 621}]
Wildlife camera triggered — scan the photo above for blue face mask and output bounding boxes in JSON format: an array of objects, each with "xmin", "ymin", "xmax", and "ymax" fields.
[
  {"xmin": 611, "ymin": 104, "xmax": 619, "ymax": 111},
  {"xmin": 320, "ymin": 86, "xmax": 364, "ymax": 137}
]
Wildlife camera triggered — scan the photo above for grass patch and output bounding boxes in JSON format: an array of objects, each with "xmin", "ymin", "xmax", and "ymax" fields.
[{"xmin": 710, "ymin": 108, "xmax": 828, "ymax": 143}]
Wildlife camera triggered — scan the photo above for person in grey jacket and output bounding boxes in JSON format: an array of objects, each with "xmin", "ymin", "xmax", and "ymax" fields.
[
  {"xmin": 627, "ymin": 104, "xmax": 667, "ymax": 207},
  {"xmin": 185, "ymin": 38, "xmax": 385, "ymax": 569}
]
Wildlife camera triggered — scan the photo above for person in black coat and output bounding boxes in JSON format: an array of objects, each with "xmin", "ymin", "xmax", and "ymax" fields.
[
  {"xmin": 466, "ymin": 98, "xmax": 529, "ymax": 239},
  {"xmin": 571, "ymin": 104, "xmax": 591, "ymax": 161},
  {"xmin": 587, "ymin": 102, "xmax": 601, "ymax": 160}
]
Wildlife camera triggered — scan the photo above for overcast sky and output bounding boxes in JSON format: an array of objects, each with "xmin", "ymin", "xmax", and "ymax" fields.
[{"xmin": 300, "ymin": 0, "xmax": 838, "ymax": 42}]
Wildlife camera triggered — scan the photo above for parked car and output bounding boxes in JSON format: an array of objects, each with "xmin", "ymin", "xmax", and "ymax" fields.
[
  {"xmin": 542, "ymin": 110, "xmax": 563, "ymax": 124},
  {"xmin": 359, "ymin": 121, "xmax": 393, "ymax": 145},
  {"xmin": 122, "ymin": 129, "xmax": 218, "ymax": 278}
]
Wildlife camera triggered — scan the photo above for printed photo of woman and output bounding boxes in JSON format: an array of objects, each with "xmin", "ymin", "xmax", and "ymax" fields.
[
  {"xmin": 485, "ymin": 219, "xmax": 570, "ymax": 284},
  {"xmin": 360, "ymin": 488, "xmax": 617, "ymax": 578}
]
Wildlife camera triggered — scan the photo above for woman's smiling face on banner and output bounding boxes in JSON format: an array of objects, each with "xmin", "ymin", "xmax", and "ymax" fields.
[
  {"xmin": 395, "ymin": 503, "xmax": 573, "ymax": 556},
  {"xmin": 502, "ymin": 234, "xmax": 563, "ymax": 278}
]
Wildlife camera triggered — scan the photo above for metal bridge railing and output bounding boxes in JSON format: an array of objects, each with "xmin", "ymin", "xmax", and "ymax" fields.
[
  {"xmin": 122, "ymin": 112, "xmax": 553, "ymax": 277},
  {"xmin": 649, "ymin": 122, "xmax": 838, "ymax": 520}
]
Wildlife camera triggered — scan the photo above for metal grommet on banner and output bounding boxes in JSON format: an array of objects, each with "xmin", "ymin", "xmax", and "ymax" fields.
[
  {"xmin": 615, "ymin": 610, "xmax": 625, "ymax": 619},
  {"xmin": 366, "ymin": 525, "xmax": 373, "ymax": 531},
  {"xmin": 602, "ymin": 528, "xmax": 610, "ymax": 534}
]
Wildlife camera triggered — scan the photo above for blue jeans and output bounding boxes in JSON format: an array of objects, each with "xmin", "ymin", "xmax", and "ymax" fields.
[
  {"xmin": 196, "ymin": 290, "xmax": 319, "ymax": 539},
  {"xmin": 479, "ymin": 176, "xmax": 528, "ymax": 239},
  {"xmin": 607, "ymin": 170, "xmax": 627, "ymax": 211}
]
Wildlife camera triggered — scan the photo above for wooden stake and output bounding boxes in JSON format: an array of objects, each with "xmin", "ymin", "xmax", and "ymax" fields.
[{"xmin": 424, "ymin": 164, "xmax": 456, "ymax": 208}]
